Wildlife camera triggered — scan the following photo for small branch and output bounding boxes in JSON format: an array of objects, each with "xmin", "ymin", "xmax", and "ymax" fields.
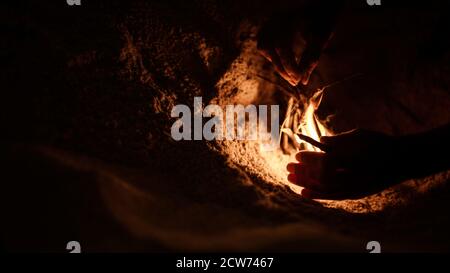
[{"xmin": 295, "ymin": 133, "xmax": 330, "ymax": 152}]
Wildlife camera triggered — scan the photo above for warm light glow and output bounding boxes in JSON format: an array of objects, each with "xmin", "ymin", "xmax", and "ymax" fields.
[
  {"xmin": 256, "ymin": 90, "xmax": 333, "ymax": 195},
  {"xmin": 296, "ymin": 102, "xmax": 331, "ymax": 152}
]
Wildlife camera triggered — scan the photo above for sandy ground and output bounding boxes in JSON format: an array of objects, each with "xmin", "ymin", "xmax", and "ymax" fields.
[{"xmin": 1, "ymin": 0, "xmax": 450, "ymax": 252}]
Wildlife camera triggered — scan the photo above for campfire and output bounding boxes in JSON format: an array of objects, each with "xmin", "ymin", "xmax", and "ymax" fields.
[{"xmin": 279, "ymin": 88, "xmax": 333, "ymax": 154}]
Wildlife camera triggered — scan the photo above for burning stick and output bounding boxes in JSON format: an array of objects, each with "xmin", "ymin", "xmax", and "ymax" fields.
[{"xmin": 294, "ymin": 133, "xmax": 330, "ymax": 152}]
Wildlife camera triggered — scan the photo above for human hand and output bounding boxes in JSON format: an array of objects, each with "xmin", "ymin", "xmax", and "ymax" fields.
[
  {"xmin": 257, "ymin": 3, "xmax": 338, "ymax": 86},
  {"xmin": 287, "ymin": 129, "xmax": 403, "ymax": 200}
]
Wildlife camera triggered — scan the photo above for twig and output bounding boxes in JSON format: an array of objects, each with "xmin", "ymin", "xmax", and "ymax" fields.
[{"xmin": 294, "ymin": 133, "xmax": 330, "ymax": 152}]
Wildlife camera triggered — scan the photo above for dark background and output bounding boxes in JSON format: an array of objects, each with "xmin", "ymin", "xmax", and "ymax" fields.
[{"xmin": 1, "ymin": 0, "xmax": 450, "ymax": 252}]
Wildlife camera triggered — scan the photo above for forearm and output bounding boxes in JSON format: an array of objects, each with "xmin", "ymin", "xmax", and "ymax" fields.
[{"xmin": 395, "ymin": 123, "xmax": 450, "ymax": 180}]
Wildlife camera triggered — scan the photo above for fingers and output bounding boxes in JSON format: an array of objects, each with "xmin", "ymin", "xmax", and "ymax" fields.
[
  {"xmin": 256, "ymin": 10, "xmax": 336, "ymax": 88},
  {"xmin": 286, "ymin": 162, "xmax": 300, "ymax": 173},
  {"xmin": 295, "ymin": 150, "xmax": 325, "ymax": 164},
  {"xmin": 297, "ymin": 170, "xmax": 351, "ymax": 200},
  {"xmin": 258, "ymin": 31, "xmax": 321, "ymax": 86},
  {"xmin": 257, "ymin": 15, "xmax": 302, "ymax": 86},
  {"xmin": 293, "ymin": 164, "xmax": 374, "ymax": 200},
  {"xmin": 287, "ymin": 152, "xmax": 328, "ymax": 192},
  {"xmin": 287, "ymin": 170, "xmax": 323, "ymax": 192},
  {"xmin": 276, "ymin": 47, "xmax": 302, "ymax": 84},
  {"xmin": 287, "ymin": 151, "xmax": 349, "ymax": 196},
  {"xmin": 296, "ymin": 30, "xmax": 335, "ymax": 85},
  {"xmin": 296, "ymin": 152, "xmax": 326, "ymax": 183},
  {"xmin": 259, "ymin": 43, "xmax": 320, "ymax": 86},
  {"xmin": 259, "ymin": 48, "xmax": 300, "ymax": 86},
  {"xmin": 297, "ymin": 46, "xmax": 321, "ymax": 85},
  {"xmin": 300, "ymin": 61, "xmax": 318, "ymax": 85}
]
